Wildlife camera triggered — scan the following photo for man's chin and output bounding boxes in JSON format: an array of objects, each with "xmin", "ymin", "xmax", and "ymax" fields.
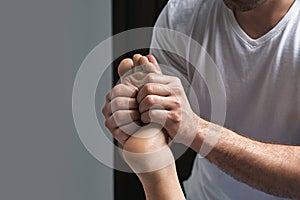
[{"xmin": 223, "ymin": 0, "xmax": 266, "ymax": 12}]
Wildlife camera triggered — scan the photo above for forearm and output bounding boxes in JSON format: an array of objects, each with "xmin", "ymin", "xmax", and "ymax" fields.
[
  {"xmin": 137, "ymin": 163, "xmax": 185, "ymax": 200},
  {"xmin": 123, "ymin": 126, "xmax": 185, "ymax": 200},
  {"xmin": 191, "ymin": 119, "xmax": 300, "ymax": 199}
]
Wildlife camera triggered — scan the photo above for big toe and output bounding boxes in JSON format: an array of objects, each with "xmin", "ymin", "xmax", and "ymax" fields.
[{"xmin": 118, "ymin": 58, "xmax": 134, "ymax": 77}]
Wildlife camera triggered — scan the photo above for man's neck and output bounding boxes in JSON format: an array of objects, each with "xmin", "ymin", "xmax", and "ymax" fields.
[{"xmin": 234, "ymin": 0, "xmax": 295, "ymax": 39}]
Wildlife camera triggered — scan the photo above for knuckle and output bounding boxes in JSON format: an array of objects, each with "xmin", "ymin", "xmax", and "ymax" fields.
[
  {"xmin": 145, "ymin": 95, "xmax": 155, "ymax": 105},
  {"xmin": 102, "ymin": 106, "xmax": 107, "ymax": 116},
  {"xmin": 113, "ymin": 110, "xmax": 124, "ymax": 122},
  {"xmin": 112, "ymin": 129, "xmax": 121, "ymax": 140},
  {"xmin": 145, "ymin": 73, "xmax": 156, "ymax": 83},
  {"xmin": 104, "ymin": 119, "xmax": 110, "ymax": 128},
  {"xmin": 168, "ymin": 112, "xmax": 181, "ymax": 123},
  {"xmin": 112, "ymin": 98, "xmax": 123, "ymax": 109},
  {"xmin": 112, "ymin": 84, "xmax": 124, "ymax": 97},
  {"xmin": 172, "ymin": 98, "xmax": 181, "ymax": 107},
  {"xmin": 112, "ymin": 128, "xmax": 119, "ymax": 136},
  {"xmin": 172, "ymin": 86, "xmax": 184, "ymax": 95},
  {"xmin": 172, "ymin": 77, "xmax": 181, "ymax": 85},
  {"xmin": 144, "ymin": 83, "xmax": 153, "ymax": 94},
  {"xmin": 114, "ymin": 129, "xmax": 128, "ymax": 144},
  {"xmin": 105, "ymin": 92, "xmax": 111, "ymax": 101}
]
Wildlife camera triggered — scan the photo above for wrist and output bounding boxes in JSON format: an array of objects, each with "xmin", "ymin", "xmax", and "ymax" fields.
[
  {"xmin": 179, "ymin": 114, "xmax": 208, "ymax": 147},
  {"xmin": 190, "ymin": 118, "xmax": 221, "ymax": 157}
]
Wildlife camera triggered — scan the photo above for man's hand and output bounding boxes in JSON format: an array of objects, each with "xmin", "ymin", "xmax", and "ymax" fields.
[
  {"xmin": 103, "ymin": 53, "xmax": 202, "ymax": 147},
  {"xmin": 137, "ymin": 72, "xmax": 201, "ymax": 146},
  {"xmin": 102, "ymin": 58, "xmax": 141, "ymax": 145}
]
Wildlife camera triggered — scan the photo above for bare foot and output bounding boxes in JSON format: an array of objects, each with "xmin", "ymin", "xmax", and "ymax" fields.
[{"xmin": 118, "ymin": 55, "xmax": 172, "ymax": 173}]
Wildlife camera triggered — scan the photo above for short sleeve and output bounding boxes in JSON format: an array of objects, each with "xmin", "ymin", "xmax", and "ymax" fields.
[{"xmin": 149, "ymin": 0, "xmax": 200, "ymax": 91}]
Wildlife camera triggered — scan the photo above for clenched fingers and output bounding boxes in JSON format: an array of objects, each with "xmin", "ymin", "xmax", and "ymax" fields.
[
  {"xmin": 140, "ymin": 109, "xmax": 168, "ymax": 125},
  {"xmin": 110, "ymin": 121, "xmax": 143, "ymax": 145},
  {"xmin": 103, "ymin": 97, "xmax": 138, "ymax": 117},
  {"xmin": 139, "ymin": 95, "xmax": 179, "ymax": 114},
  {"xmin": 106, "ymin": 84, "xmax": 138, "ymax": 103},
  {"xmin": 137, "ymin": 83, "xmax": 173, "ymax": 103},
  {"xmin": 105, "ymin": 110, "xmax": 140, "ymax": 128}
]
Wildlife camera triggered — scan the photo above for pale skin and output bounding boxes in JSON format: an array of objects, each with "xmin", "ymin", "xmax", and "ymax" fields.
[{"xmin": 102, "ymin": 0, "xmax": 300, "ymax": 199}]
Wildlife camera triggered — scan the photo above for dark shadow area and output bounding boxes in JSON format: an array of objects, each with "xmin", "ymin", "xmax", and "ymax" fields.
[{"xmin": 113, "ymin": 1, "xmax": 196, "ymax": 199}]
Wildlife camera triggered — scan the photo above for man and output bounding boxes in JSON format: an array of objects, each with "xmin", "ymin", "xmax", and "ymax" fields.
[{"xmin": 102, "ymin": 0, "xmax": 300, "ymax": 199}]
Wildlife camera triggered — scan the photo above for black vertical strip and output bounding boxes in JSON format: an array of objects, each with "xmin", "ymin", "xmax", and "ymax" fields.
[{"xmin": 112, "ymin": 1, "xmax": 197, "ymax": 200}]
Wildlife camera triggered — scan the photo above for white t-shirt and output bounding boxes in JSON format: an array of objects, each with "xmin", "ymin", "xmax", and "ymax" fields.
[{"xmin": 150, "ymin": 0, "xmax": 300, "ymax": 199}]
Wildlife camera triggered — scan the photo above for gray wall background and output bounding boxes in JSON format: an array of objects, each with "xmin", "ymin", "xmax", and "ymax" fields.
[{"xmin": 0, "ymin": 0, "xmax": 113, "ymax": 199}]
